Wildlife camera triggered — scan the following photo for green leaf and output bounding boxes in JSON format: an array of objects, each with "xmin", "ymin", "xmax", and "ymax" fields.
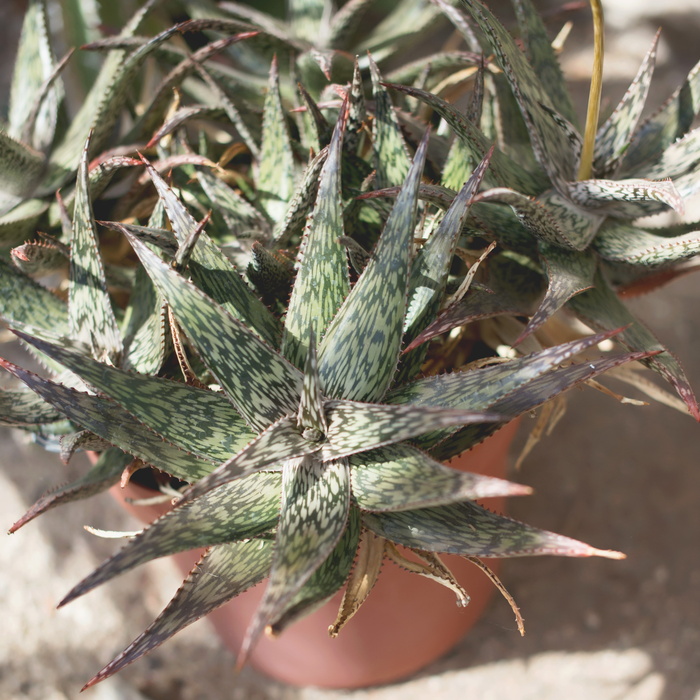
[
  {"xmin": 282, "ymin": 98, "xmax": 349, "ymax": 368},
  {"xmin": 0, "ymin": 386, "xmax": 62, "ymax": 425},
  {"xmin": 8, "ymin": 448, "xmax": 132, "ymax": 533},
  {"xmin": 297, "ymin": 333, "xmax": 327, "ymax": 435},
  {"xmin": 517, "ymin": 244, "xmax": 596, "ymax": 343},
  {"xmin": 140, "ymin": 157, "xmax": 281, "ymax": 346},
  {"xmin": 621, "ymin": 58, "xmax": 700, "ymax": 173},
  {"xmin": 363, "ymin": 499, "xmax": 623, "ymax": 559},
  {"xmin": 322, "ymin": 399, "xmax": 502, "ymax": 459},
  {"xmin": 257, "ymin": 56, "xmax": 296, "ymax": 221},
  {"xmin": 81, "ymin": 539, "xmax": 274, "ymax": 691},
  {"xmin": 0, "ymin": 359, "xmax": 217, "ymax": 481},
  {"xmin": 0, "ymin": 130, "xmax": 45, "ymax": 207},
  {"xmin": 404, "ymin": 150, "xmax": 492, "ymax": 346},
  {"xmin": 60, "ymin": 471, "xmax": 281, "ymax": 606},
  {"xmin": 594, "ymin": 31, "xmax": 659, "ymax": 176},
  {"xmin": 567, "ymin": 271, "xmax": 700, "ymax": 420},
  {"xmin": 388, "ymin": 82, "xmax": 546, "ymax": 195},
  {"xmin": 318, "ymin": 131, "xmax": 427, "ymax": 402},
  {"xmin": 126, "ymin": 231, "xmax": 302, "ymax": 432},
  {"xmin": 404, "ymin": 284, "xmax": 531, "ymax": 354},
  {"xmin": 0, "ymin": 257, "xmax": 68, "ymax": 333},
  {"xmin": 512, "ymin": 0, "xmax": 577, "ymax": 125},
  {"xmin": 329, "ymin": 0, "xmax": 374, "ymax": 50},
  {"xmin": 69, "ymin": 136, "xmax": 122, "ymax": 364},
  {"xmin": 593, "ymin": 221, "xmax": 700, "ymax": 267},
  {"xmin": 0, "ymin": 199, "xmax": 49, "ymax": 246},
  {"xmin": 289, "ymin": 0, "xmax": 326, "ymax": 42},
  {"xmin": 351, "ymin": 443, "xmax": 531, "ymax": 512},
  {"xmin": 369, "ymin": 55, "xmax": 410, "ymax": 188},
  {"xmin": 462, "ymin": 0, "xmax": 576, "ymax": 186},
  {"xmin": 431, "ymin": 350, "xmax": 657, "ymax": 459},
  {"xmin": 268, "ymin": 506, "xmax": 361, "ymax": 635},
  {"xmin": 15, "ymin": 330, "xmax": 255, "ymax": 462},
  {"xmin": 239, "ymin": 455, "xmax": 350, "ymax": 665},
  {"xmin": 532, "ymin": 189, "xmax": 604, "ymax": 251}
]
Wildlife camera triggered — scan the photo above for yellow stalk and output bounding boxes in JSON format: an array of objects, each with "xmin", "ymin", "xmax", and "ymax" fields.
[{"xmin": 577, "ymin": 0, "xmax": 605, "ymax": 180}]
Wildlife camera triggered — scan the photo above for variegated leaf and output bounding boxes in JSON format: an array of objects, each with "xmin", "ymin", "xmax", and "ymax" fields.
[
  {"xmin": 405, "ymin": 150, "xmax": 492, "ymax": 345},
  {"xmin": 318, "ymin": 132, "xmax": 428, "ymax": 402},
  {"xmin": 297, "ymin": 333, "xmax": 327, "ymax": 435},
  {"xmin": 567, "ymin": 271, "xmax": 700, "ymax": 420},
  {"xmin": 297, "ymin": 81, "xmax": 332, "ymax": 152},
  {"xmin": 517, "ymin": 244, "xmax": 596, "ymax": 343},
  {"xmin": 8, "ymin": 0, "xmax": 60, "ymax": 150},
  {"xmin": 461, "ymin": 0, "xmax": 576, "ymax": 186},
  {"xmin": 60, "ymin": 472, "xmax": 281, "ymax": 606},
  {"xmin": 178, "ymin": 417, "xmax": 322, "ymax": 505},
  {"xmin": 247, "ymin": 242, "xmax": 294, "ymax": 301},
  {"xmin": 512, "ymin": 0, "xmax": 577, "ymax": 125},
  {"xmin": 403, "ymin": 284, "xmax": 530, "ymax": 354},
  {"xmin": 269, "ymin": 506, "xmax": 361, "ymax": 635},
  {"xmin": 126, "ymin": 233, "xmax": 302, "ymax": 432},
  {"xmin": 9, "ymin": 448, "xmax": 132, "ymax": 534},
  {"xmin": 363, "ymin": 499, "xmax": 623, "ymax": 559},
  {"xmin": 322, "ymin": 399, "xmax": 502, "ymax": 460},
  {"xmin": 350, "ymin": 442, "xmax": 530, "ymax": 512},
  {"xmin": 81, "ymin": 539, "xmax": 274, "ymax": 691},
  {"xmin": 345, "ymin": 59, "xmax": 366, "ymax": 153},
  {"xmin": 0, "ymin": 199, "xmax": 49, "ymax": 245},
  {"xmin": 564, "ymin": 177, "xmax": 684, "ymax": 219},
  {"xmin": 0, "ymin": 386, "xmax": 62, "ymax": 425},
  {"xmin": 46, "ymin": 18, "xmax": 174, "ymax": 187},
  {"xmin": 594, "ymin": 31, "xmax": 659, "ymax": 176},
  {"xmin": 0, "ymin": 130, "xmax": 45, "ymax": 206},
  {"xmin": 257, "ymin": 56, "xmax": 296, "ymax": 222},
  {"xmin": 239, "ymin": 455, "xmax": 350, "ymax": 665},
  {"xmin": 390, "ymin": 330, "xmax": 621, "ymax": 410},
  {"xmin": 69, "ymin": 136, "xmax": 122, "ymax": 364},
  {"xmin": 15, "ymin": 330, "xmax": 254, "ymax": 462},
  {"xmin": 430, "ymin": 350, "xmax": 658, "ymax": 459},
  {"xmin": 282, "ymin": 98, "xmax": 349, "ymax": 367},
  {"xmin": 60, "ymin": 430, "xmax": 111, "ymax": 464},
  {"xmin": 369, "ymin": 55, "xmax": 410, "ymax": 188},
  {"xmin": 11, "ymin": 233, "xmax": 67, "ymax": 275},
  {"xmin": 621, "ymin": 58, "xmax": 700, "ymax": 173},
  {"xmin": 273, "ymin": 146, "xmax": 328, "ymax": 243},
  {"xmin": 99, "ymin": 220, "xmax": 177, "ymax": 257},
  {"xmin": 140, "ymin": 157, "xmax": 281, "ymax": 346},
  {"xmin": 533, "ymin": 188, "xmax": 604, "ymax": 251},
  {"xmin": 0, "ymin": 359, "xmax": 216, "ymax": 480},
  {"xmin": 388, "ymin": 82, "xmax": 545, "ymax": 195},
  {"xmin": 593, "ymin": 221, "xmax": 700, "ymax": 267}
]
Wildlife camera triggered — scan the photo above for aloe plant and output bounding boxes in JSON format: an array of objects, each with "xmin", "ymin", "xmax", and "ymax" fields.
[{"xmin": 1, "ymin": 0, "xmax": 698, "ymax": 690}]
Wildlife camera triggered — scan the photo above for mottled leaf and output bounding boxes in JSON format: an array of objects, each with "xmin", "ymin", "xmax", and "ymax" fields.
[
  {"xmin": 0, "ymin": 199, "xmax": 49, "ymax": 246},
  {"xmin": 567, "ymin": 271, "xmax": 700, "ymax": 419},
  {"xmin": 351, "ymin": 442, "xmax": 530, "ymax": 512},
  {"xmin": 0, "ymin": 386, "xmax": 62, "ymax": 425},
  {"xmin": 594, "ymin": 221, "xmax": 700, "ymax": 267},
  {"xmin": 322, "ymin": 399, "xmax": 501, "ymax": 460},
  {"xmin": 69, "ymin": 136, "xmax": 122, "ymax": 363},
  {"xmin": 81, "ymin": 539, "xmax": 274, "ymax": 691},
  {"xmin": 239, "ymin": 455, "xmax": 350, "ymax": 665},
  {"xmin": 369, "ymin": 55, "xmax": 410, "ymax": 188},
  {"xmin": 297, "ymin": 334, "xmax": 327, "ymax": 435},
  {"xmin": 329, "ymin": 0, "xmax": 374, "ymax": 50},
  {"xmin": 0, "ymin": 359, "xmax": 216, "ymax": 480},
  {"xmin": 594, "ymin": 31, "xmax": 659, "ymax": 175},
  {"xmin": 141, "ymin": 157, "xmax": 281, "ymax": 346},
  {"xmin": 9, "ymin": 449, "xmax": 132, "ymax": 533},
  {"xmin": 269, "ymin": 506, "xmax": 361, "ymax": 635},
  {"xmin": 61, "ymin": 471, "xmax": 281, "ymax": 606},
  {"xmin": 363, "ymin": 499, "xmax": 623, "ymax": 559},
  {"xmin": 257, "ymin": 57, "xmax": 296, "ymax": 221},
  {"xmin": 462, "ymin": 0, "xmax": 576, "ymax": 186},
  {"xmin": 282, "ymin": 98, "xmax": 349, "ymax": 367},
  {"xmin": 0, "ymin": 130, "xmax": 45, "ymax": 206},
  {"xmin": 533, "ymin": 188, "xmax": 604, "ymax": 251},
  {"xmin": 318, "ymin": 132, "xmax": 427, "ymax": 402},
  {"xmin": 126, "ymin": 231, "xmax": 301, "ymax": 433},
  {"xmin": 388, "ymin": 82, "xmax": 546, "ymax": 195},
  {"xmin": 15, "ymin": 330, "xmax": 254, "ymax": 462},
  {"xmin": 517, "ymin": 244, "xmax": 596, "ymax": 343}
]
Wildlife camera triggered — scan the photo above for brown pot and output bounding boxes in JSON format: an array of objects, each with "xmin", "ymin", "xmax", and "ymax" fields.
[{"xmin": 109, "ymin": 418, "xmax": 520, "ymax": 689}]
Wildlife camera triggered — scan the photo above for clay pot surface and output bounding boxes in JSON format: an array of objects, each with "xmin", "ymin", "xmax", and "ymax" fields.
[{"xmin": 110, "ymin": 419, "xmax": 520, "ymax": 689}]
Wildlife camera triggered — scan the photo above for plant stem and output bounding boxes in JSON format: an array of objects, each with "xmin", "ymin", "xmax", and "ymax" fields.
[{"xmin": 577, "ymin": 0, "xmax": 604, "ymax": 180}]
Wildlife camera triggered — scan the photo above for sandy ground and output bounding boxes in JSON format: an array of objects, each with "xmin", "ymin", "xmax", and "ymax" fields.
[{"xmin": 1, "ymin": 2, "xmax": 700, "ymax": 699}]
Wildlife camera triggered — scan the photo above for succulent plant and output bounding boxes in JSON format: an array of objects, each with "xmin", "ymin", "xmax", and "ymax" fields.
[{"xmin": 1, "ymin": 0, "xmax": 698, "ymax": 690}]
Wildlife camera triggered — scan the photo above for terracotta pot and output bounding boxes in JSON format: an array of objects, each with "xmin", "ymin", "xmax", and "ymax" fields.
[{"xmin": 109, "ymin": 418, "xmax": 521, "ymax": 689}]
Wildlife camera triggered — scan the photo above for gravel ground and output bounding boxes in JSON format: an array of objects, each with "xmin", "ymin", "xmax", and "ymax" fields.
[{"xmin": 1, "ymin": 2, "xmax": 700, "ymax": 699}]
